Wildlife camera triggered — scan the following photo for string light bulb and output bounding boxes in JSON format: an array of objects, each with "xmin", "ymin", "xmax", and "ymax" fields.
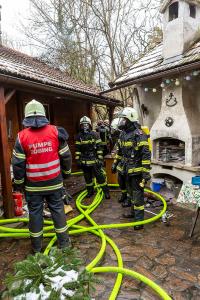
[
  {"xmin": 193, "ymin": 70, "xmax": 199, "ymax": 76},
  {"xmin": 175, "ymin": 79, "xmax": 180, "ymax": 86},
  {"xmin": 152, "ymin": 88, "xmax": 157, "ymax": 93},
  {"xmin": 185, "ymin": 75, "xmax": 191, "ymax": 81},
  {"xmin": 165, "ymin": 79, "xmax": 171, "ymax": 84},
  {"xmin": 144, "ymin": 88, "xmax": 149, "ymax": 92},
  {"xmin": 160, "ymin": 82, "xmax": 165, "ymax": 88}
]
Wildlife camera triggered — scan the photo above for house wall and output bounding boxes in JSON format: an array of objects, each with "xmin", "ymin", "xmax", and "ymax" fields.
[
  {"xmin": 6, "ymin": 94, "xmax": 20, "ymax": 160},
  {"xmin": 136, "ymin": 82, "xmax": 162, "ymax": 129}
]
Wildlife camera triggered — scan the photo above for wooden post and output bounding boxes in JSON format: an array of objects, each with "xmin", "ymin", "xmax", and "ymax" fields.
[
  {"xmin": 108, "ymin": 106, "xmax": 114, "ymax": 124},
  {"xmin": 0, "ymin": 87, "xmax": 14, "ymax": 218}
]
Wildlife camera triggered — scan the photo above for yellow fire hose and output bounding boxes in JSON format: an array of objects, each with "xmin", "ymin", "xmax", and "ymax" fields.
[{"xmin": 0, "ymin": 172, "xmax": 172, "ymax": 300}]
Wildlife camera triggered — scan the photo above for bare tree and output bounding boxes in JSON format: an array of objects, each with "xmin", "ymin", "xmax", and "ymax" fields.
[{"xmin": 21, "ymin": 0, "xmax": 161, "ymax": 106}]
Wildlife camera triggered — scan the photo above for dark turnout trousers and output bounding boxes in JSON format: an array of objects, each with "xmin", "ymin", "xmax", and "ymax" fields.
[
  {"xmin": 82, "ymin": 164, "xmax": 109, "ymax": 195},
  {"xmin": 26, "ymin": 189, "xmax": 70, "ymax": 252},
  {"xmin": 126, "ymin": 175, "xmax": 144, "ymax": 222}
]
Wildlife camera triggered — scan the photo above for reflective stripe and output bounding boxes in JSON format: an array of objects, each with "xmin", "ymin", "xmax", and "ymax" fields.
[
  {"xmin": 114, "ymin": 159, "xmax": 117, "ymax": 164},
  {"xmin": 62, "ymin": 169, "xmax": 71, "ymax": 174},
  {"xmin": 99, "ymin": 182, "xmax": 107, "ymax": 187},
  {"xmin": 98, "ymin": 155, "xmax": 103, "ymax": 159},
  {"xmin": 26, "ymin": 159, "xmax": 59, "ymax": 169},
  {"xmin": 25, "ymin": 182, "xmax": 63, "ymax": 192},
  {"xmin": 97, "ymin": 151, "xmax": 103, "ymax": 154},
  {"xmin": 128, "ymin": 167, "xmax": 143, "ymax": 174},
  {"xmin": 27, "ymin": 166, "xmax": 60, "ymax": 178},
  {"xmin": 75, "ymin": 156, "xmax": 80, "ymax": 160},
  {"xmin": 13, "ymin": 150, "xmax": 26, "ymax": 159},
  {"xmin": 59, "ymin": 145, "xmax": 69, "ymax": 155},
  {"xmin": 29, "ymin": 230, "xmax": 43, "ymax": 237},
  {"xmin": 142, "ymin": 160, "xmax": 151, "ymax": 165},
  {"xmin": 122, "ymin": 141, "xmax": 133, "ymax": 147},
  {"xmin": 101, "ymin": 142, "xmax": 107, "ymax": 145},
  {"xmin": 134, "ymin": 205, "xmax": 144, "ymax": 210},
  {"xmin": 82, "ymin": 160, "xmax": 96, "ymax": 165},
  {"xmin": 55, "ymin": 225, "xmax": 68, "ymax": 233},
  {"xmin": 143, "ymin": 168, "xmax": 150, "ymax": 173},
  {"xmin": 122, "ymin": 189, "xmax": 127, "ymax": 193},
  {"xmin": 75, "ymin": 151, "xmax": 81, "ymax": 155},
  {"xmin": 117, "ymin": 165, "xmax": 123, "ymax": 172},
  {"xmin": 96, "ymin": 139, "xmax": 101, "ymax": 144},
  {"xmin": 138, "ymin": 141, "xmax": 149, "ymax": 147},
  {"xmin": 86, "ymin": 182, "xmax": 94, "ymax": 187},
  {"xmin": 80, "ymin": 139, "xmax": 95, "ymax": 144},
  {"xmin": 75, "ymin": 141, "xmax": 81, "ymax": 144},
  {"xmin": 115, "ymin": 155, "xmax": 122, "ymax": 160},
  {"xmin": 14, "ymin": 178, "xmax": 24, "ymax": 184}
]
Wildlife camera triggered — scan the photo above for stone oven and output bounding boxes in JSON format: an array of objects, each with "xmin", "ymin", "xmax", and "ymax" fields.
[{"xmin": 109, "ymin": 0, "xmax": 200, "ymax": 183}]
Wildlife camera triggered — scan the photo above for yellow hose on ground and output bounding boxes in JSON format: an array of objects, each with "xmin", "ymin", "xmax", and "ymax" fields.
[{"xmin": 0, "ymin": 176, "xmax": 172, "ymax": 300}]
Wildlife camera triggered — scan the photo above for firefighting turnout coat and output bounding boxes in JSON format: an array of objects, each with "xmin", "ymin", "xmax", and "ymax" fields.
[
  {"xmin": 75, "ymin": 130, "xmax": 103, "ymax": 166},
  {"xmin": 12, "ymin": 124, "xmax": 72, "ymax": 194},
  {"xmin": 114, "ymin": 126, "xmax": 151, "ymax": 176}
]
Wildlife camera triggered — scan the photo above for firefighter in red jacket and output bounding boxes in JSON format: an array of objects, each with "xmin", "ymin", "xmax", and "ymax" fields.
[{"xmin": 12, "ymin": 100, "xmax": 72, "ymax": 253}]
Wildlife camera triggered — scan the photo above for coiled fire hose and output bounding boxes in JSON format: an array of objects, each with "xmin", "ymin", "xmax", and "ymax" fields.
[{"xmin": 0, "ymin": 172, "xmax": 172, "ymax": 300}]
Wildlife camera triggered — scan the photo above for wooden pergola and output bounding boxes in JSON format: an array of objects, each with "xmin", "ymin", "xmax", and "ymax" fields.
[{"xmin": 0, "ymin": 46, "xmax": 122, "ymax": 218}]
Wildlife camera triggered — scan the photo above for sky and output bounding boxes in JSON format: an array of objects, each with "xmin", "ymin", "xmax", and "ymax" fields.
[{"xmin": 0, "ymin": 0, "xmax": 31, "ymax": 54}]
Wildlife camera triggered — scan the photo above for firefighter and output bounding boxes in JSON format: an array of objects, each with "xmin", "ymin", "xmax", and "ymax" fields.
[
  {"xmin": 111, "ymin": 107, "xmax": 151, "ymax": 230},
  {"xmin": 111, "ymin": 118, "xmax": 129, "ymax": 206},
  {"xmin": 12, "ymin": 99, "xmax": 72, "ymax": 253},
  {"xmin": 96, "ymin": 119, "xmax": 111, "ymax": 156},
  {"xmin": 75, "ymin": 116, "xmax": 110, "ymax": 199}
]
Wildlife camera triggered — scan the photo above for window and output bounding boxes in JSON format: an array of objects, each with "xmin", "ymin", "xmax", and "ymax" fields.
[
  {"xmin": 169, "ymin": 2, "xmax": 179, "ymax": 21},
  {"xmin": 189, "ymin": 4, "xmax": 196, "ymax": 18}
]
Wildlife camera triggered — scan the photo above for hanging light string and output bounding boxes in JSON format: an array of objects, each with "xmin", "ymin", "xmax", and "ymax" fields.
[{"xmin": 143, "ymin": 70, "xmax": 200, "ymax": 93}]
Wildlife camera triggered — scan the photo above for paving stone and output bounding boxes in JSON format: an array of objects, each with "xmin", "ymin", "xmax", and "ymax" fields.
[
  {"xmin": 134, "ymin": 266, "xmax": 157, "ymax": 282},
  {"xmin": 164, "ymin": 275, "xmax": 193, "ymax": 292},
  {"xmin": 134, "ymin": 256, "xmax": 154, "ymax": 270},
  {"xmin": 152, "ymin": 265, "xmax": 168, "ymax": 279},
  {"xmin": 191, "ymin": 246, "xmax": 200, "ymax": 261},
  {"xmin": 117, "ymin": 290, "xmax": 141, "ymax": 299},
  {"xmin": 140, "ymin": 286, "xmax": 161, "ymax": 300},
  {"xmin": 169, "ymin": 266, "xmax": 197, "ymax": 283},
  {"xmin": 145, "ymin": 246, "xmax": 164, "ymax": 259},
  {"xmin": 155, "ymin": 253, "xmax": 176, "ymax": 266}
]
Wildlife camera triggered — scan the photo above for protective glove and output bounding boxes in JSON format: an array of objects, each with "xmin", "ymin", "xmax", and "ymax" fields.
[
  {"xmin": 62, "ymin": 187, "xmax": 73, "ymax": 205},
  {"xmin": 142, "ymin": 173, "xmax": 151, "ymax": 183},
  {"xmin": 111, "ymin": 163, "xmax": 117, "ymax": 174}
]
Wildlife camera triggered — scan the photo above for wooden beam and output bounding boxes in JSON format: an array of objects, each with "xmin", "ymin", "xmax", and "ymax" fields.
[
  {"xmin": 0, "ymin": 87, "xmax": 14, "ymax": 218},
  {"xmin": 108, "ymin": 106, "xmax": 114, "ymax": 125},
  {"xmin": 5, "ymin": 89, "xmax": 16, "ymax": 104}
]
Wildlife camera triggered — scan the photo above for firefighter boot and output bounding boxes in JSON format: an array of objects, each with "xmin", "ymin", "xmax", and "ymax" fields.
[
  {"xmin": 31, "ymin": 236, "xmax": 42, "ymax": 254},
  {"xmin": 122, "ymin": 197, "xmax": 131, "ymax": 207},
  {"xmin": 118, "ymin": 193, "xmax": 127, "ymax": 203},
  {"xmin": 87, "ymin": 187, "xmax": 94, "ymax": 198},
  {"xmin": 134, "ymin": 206, "xmax": 144, "ymax": 230},
  {"xmin": 103, "ymin": 186, "xmax": 111, "ymax": 199},
  {"xmin": 123, "ymin": 207, "xmax": 135, "ymax": 219}
]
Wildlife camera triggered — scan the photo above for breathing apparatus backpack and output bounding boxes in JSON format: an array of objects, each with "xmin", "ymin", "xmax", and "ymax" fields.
[{"xmin": 141, "ymin": 126, "xmax": 152, "ymax": 152}]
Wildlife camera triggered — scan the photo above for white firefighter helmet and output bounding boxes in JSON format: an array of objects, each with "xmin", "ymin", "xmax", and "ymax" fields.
[
  {"xmin": 80, "ymin": 116, "xmax": 92, "ymax": 126},
  {"xmin": 118, "ymin": 107, "xmax": 139, "ymax": 123},
  {"xmin": 111, "ymin": 118, "xmax": 120, "ymax": 131},
  {"xmin": 25, "ymin": 99, "xmax": 46, "ymax": 118}
]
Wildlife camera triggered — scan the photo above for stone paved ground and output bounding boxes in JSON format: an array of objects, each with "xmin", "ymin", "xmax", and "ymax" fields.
[
  {"xmin": 1, "ymin": 177, "xmax": 200, "ymax": 299},
  {"xmin": 72, "ymin": 190, "xmax": 200, "ymax": 300}
]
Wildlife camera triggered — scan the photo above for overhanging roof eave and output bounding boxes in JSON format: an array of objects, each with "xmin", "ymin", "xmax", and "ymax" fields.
[
  {"xmin": 101, "ymin": 59, "xmax": 200, "ymax": 94},
  {"xmin": 0, "ymin": 73, "xmax": 122, "ymax": 106}
]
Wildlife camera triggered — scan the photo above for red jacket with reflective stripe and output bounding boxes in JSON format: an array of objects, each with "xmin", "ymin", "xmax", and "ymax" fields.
[{"xmin": 19, "ymin": 125, "xmax": 61, "ymax": 182}]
